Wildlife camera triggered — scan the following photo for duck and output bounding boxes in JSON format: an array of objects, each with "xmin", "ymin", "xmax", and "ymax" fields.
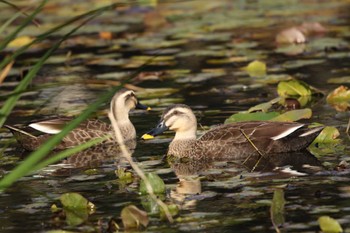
[
  {"xmin": 5, "ymin": 89, "xmax": 149, "ymax": 151},
  {"xmin": 142, "ymin": 104, "xmax": 324, "ymax": 160}
]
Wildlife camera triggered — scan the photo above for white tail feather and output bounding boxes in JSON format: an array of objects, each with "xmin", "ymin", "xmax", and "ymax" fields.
[
  {"xmin": 29, "ymin": 123, "xmax": 61, "ymax": 134},
  {"xmin": 270, "ymin": 124, "xmax": 304, "ymax": 140}
]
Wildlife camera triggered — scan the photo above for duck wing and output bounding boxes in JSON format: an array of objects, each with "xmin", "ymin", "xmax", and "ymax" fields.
[{"xmin": 195, "ymin": 121, "xmax": 323, "ymax": 159}]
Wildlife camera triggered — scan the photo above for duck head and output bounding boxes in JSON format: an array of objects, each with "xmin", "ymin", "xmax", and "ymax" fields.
[
  {"xmin": 143, "ymin": 104, "xmax": 197, "ymax": 140},
  {"xmin": 110, "ymin": 89, "xmax": 149, "ymax": 122}
]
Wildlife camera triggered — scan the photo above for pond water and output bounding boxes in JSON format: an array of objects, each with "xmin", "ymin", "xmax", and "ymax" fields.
[{"xmin": 1, "ymin": 0, "xmax": 350, "ymax": 232}]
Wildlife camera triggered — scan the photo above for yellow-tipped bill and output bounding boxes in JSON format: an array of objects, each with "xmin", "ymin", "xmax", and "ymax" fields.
[
  {"xmin": 142, "ymin": 134, "xmax": 154, "ymax": 140},
  {"xmin": 146, "ymin": 107, "xmax": 152, "ymax": 111}
]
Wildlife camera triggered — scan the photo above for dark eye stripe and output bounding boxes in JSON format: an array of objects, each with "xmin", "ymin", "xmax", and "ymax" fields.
[{"xmin": 163, "ymin": 109, "xmax": 183, "ymax": 122}]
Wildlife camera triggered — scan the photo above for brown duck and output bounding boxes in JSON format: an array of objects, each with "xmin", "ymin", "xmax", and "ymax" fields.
[
  {"xmin": 5, "ymin": 89, "xmax": 149, "ymax": 151},
  {"xmin": 142, "ymin": 104, "xmax": 324, "ymax": 159}
]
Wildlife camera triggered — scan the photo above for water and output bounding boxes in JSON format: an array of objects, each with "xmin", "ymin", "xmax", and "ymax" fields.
[{"xmin": 1, "ymin": 0, "xmax": 350, "ymax": 232}]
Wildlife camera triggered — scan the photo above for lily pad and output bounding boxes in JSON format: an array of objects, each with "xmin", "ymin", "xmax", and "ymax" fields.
[
  {"xmin": 326, "ymin": 85, "xmax": 350, "ymax": 111},
  {"xmin": 59, "ymin": 193, "xmax": 94, "ymax": 226},
  {"xmin": 318, "ymin": 216, "xmax": 343, "ymax": 233},
  {"xmin": 312, "ymin": 126, "xmax": 340, "ymax": 144},
  {"xmin": 139, "ymin": 172, "xmax": 166, "ymax": 195},
  {"xmin": 121, "ymin": 205, "xmax": 149, "ymax": 229},
  {"xmin": 225, "ymin": 112, "xmax": 280, "ymax": 124},
  {"xmin": 248, "ymin": 97, "xmax": 281, "ymax": 113},
  {"xmin": 271, "ymin": 108, "xmax": 312, "ymax": 122},
  {"xmin": 327, "ymin": 76, "xmax": 350, "ymax": 84},
  {"xmin": 277, "ymin": 80, "xmax": 312, "ymax": 97},
  {"xmin": 243, "ymin": 60, "xmax": 267, "ymax": 77}
]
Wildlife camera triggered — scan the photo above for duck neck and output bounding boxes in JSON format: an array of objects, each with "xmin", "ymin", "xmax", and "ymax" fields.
[
  {"xmin": 110, "ymin": 104, "xmax": 135, "ymax": 140},
  {"xmin": 173, "ymin": 126, "xmax": 197, "ymax": 141}
]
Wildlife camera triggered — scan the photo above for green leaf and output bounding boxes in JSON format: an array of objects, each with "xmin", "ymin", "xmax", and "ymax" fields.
[
  {"xmin": 225, "ymin": 111, "xmax": 280, "ymax": 123},
  {"xmin": 244, "ymin": 60, "xmax": 267, "ymax": 77},
  {"xmin": 326, "ymin": 86, "xmax": 350, "ymax": 112},
  {"xmin": 271, "ymin": 108, "xmax": 312, "ymax": 122},
  {"xmin": 277, "ymin": 80, "xmax": 312, "ymax": 97},
  {"xmin": 248, "ymin": 97, "xmax": 281, "ymax": 113},
  {"xmin": 160, "ymin": 204, "xmax": 179, "ymax": 220},
  {"xmin": 312, "ymin": 126, "xmax": 340, "ymax": 144},
  {"xmin": 270, "ymin": 189, "xmax": 285, "ymax": 230},
  {"xmin": 121, "ymin": 205, "xmax": 149, "ymax": 229},
  {"xmin": 59, "ymin": 193, "xmax": 93, "ymax": 226},
  {"xmin": 139, "ymin": 173, "xmax": 166, "ymax": 195},
  {"xmin": 318, "ymin": 216, "xmax": 343, "ymax": 233}
]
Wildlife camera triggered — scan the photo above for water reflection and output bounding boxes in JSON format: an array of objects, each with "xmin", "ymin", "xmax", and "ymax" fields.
[{"xmin": 169, "ymin": 151, "xmax": 324, "ymax": 208}]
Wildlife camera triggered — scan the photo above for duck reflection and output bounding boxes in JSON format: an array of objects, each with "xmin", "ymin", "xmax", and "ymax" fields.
[
  {"xmin": 35, "ymin": 141, "xmax": 135, "ymax": 176},
  {"xmin": 169, "ymin": 151, "xmax": 323, "ymax": 208}
]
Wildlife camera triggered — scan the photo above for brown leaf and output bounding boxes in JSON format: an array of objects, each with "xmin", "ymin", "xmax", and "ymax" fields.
[
  {"xmin": 121, "ymin": 205, "xmax": 149, "ymax": 229},
  {"xmin": 99, "ymin": 31, "xmax": 113, "ymax": 40}
]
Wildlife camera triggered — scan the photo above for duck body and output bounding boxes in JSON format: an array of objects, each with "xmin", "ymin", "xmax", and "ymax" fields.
[
  {"xmin": 143, "ymin": 104, "xmax": 324, "ymax": 160},
  {"xmin": 5, "ymin": 89, "xmax": 148, "ymax": 151}
]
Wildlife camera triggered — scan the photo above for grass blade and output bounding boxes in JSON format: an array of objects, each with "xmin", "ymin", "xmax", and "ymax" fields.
[
  {"xmin": 0, "ymin": 2, "xmax": 119, "ymax": 71},
  {"xmin": 0, "ymin": 86, "xmax": 121, "ymax": 190},
  {"xmin": 0, "ymin": 12, "xmax": 101, "ymax": 127},
  {"xmin": 0, "ymin": 0, "xmax": 47, "ymax": 51}
]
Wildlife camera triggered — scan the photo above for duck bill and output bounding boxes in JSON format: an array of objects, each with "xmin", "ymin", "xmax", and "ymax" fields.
[
  {"xmin": 136, "ymin": 101, "xmax": 151, "ymax": 111},
  {"xmin": 141, "ymin": 121, "xmax": 168, "ymax": 139}
]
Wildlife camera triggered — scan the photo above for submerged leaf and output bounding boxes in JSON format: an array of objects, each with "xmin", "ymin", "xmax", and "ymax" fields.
[
  {"xmin": 277, "ymin": 80, "xmax": 312, "ymax": 97},
  {"xmin": 326, "ymin": 86, "xmax": 350, "ymax": 112},
  {"xmin": 270, "ymin": 189, "xmax": 285, "ymax": 231},
  {"xmin": 121, "ymin": 205, "xmax": 149, "ymax": 229},
  {"xmin": 139, "ymin": 172, "xmax": 166, "ymax": 195},
  {"xmin": 160, "ymin": 204, "xmax": 179, "ymax": 220},
  {"xmin": 318, "ymin": 216, "xmax": 343, "ymax": 233}
]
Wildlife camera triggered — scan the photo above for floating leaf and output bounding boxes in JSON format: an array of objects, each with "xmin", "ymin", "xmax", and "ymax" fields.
[
  {"xmin": 59, "ymin": 193, "xmax": 93, "ymax": 226},
  {"xmin": 326, "ymin": 86, "xmax": 350, "ymax": 111},
  {"xmin": 327, "ymin": 76, "xmax": 350, "ymax": 84},
  {"xmin": 282, "ymin": 59, "xmax": 325, "ymax": 69},
  {"xmin": 275, "ymin": 43, "xmax": 306, "ymax": 56},
  {"xmin": 225, "ymin": 112, "xmax": 280, "ymax": 124},
  {"xmin": 121, "ymin": 205, "xmax": 149, "ymax": 229},
  {"xmin": 270, "ymin": 189, "xmax": 285, "ymax": 231},
  {"xmin": 318, "ymin": 216, "xmax": 343, "ymax": 233},
  {"xmin": 312, "ymin": 126, "xmax": 340, "ymax": 144},
  {"xmin": 248, "ymin": 97, "xmax": 281, "ymax": 113},
  {"xmin": 139, "ymin": 172, "xmax": 166, "ymax": 195},
  {"xmin": 243, "ymin": 60, "xmax": 267, "ymax": 77},
  {"xmin": 7, "ymin": 36, "xmax": 34, "ymax": 48},
  {"xmin": 271, "ymin": 108, "xmax": 312, "ymax": 122},
  {"xmin": 277, "ymin": 80, "xmax": 312, "ymax": 97},
  {"xmin": 99, "ymin": 31, "xmax": 113, "ymax": 40}
]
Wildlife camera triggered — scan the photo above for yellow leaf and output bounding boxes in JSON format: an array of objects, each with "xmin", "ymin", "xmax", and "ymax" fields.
[
  {"xmin": 318, "ymin": 216, "xmax": 343, "ymax": 233},
  {"xmin": 8, "ymin": 36, "xmax": 34, "ymax": 48},
  {"xmin": 244, "ymin": 60, "xmax": 267, "ymax": 77}
]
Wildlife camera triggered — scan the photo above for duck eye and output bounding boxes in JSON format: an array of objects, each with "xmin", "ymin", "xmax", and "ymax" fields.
[{"xmin": 173, "ymin": 110, "xmax": 180, "ymax": 115}]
